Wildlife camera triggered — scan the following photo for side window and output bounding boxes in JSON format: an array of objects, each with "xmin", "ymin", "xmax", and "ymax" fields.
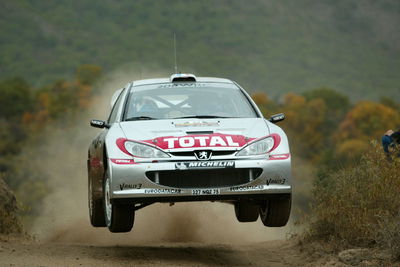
[{"xmin": 108, "ymin": 89, "xmax": 125, "ymax": 123}]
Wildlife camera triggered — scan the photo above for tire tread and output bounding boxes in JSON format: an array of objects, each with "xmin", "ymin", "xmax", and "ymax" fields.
[
  {"xmin": 235, "ymin": 201, "xmax": 259, "ymax": 222},
  {"xmin": 260, "ymin": 196, "xmax": 291, "ymax": 227}
]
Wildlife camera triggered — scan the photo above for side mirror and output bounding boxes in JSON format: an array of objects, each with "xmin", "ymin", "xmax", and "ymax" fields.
[
  {"xmin": 90, "ymin": 119, "xmax": 110, "ymax": 129},
  {"xmin": 269, "ymin": 113, "xmax": 285, "ymax": 123}
]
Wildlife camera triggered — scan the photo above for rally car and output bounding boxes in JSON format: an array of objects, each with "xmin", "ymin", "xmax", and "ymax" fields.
[{"xmin": 88, "ymin": 73, "xmax": 291, "ymax": 232}]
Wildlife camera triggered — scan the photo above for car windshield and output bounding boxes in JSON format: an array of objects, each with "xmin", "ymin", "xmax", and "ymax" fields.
[{"xmin": 123, "ymin": 82, "xmax": 258, "ymax": 121}]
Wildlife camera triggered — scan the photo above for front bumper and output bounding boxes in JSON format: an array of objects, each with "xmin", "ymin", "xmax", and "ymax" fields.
[{"xmin": 109, "ymin": 157, "xmax": 291, "ymax": 203}]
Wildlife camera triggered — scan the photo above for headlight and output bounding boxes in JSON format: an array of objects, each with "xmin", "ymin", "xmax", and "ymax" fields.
[
  {"xmin": 124, "ymin": 141, "xmax": 170, "ymax": 158},
  {"xmin": 236, "ymin": 136, "xmax": 275, "ymax": 156}
]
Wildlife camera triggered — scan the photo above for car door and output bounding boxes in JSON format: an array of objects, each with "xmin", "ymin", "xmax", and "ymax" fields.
[{"xmin": 88, "ymin": 87, "xmax": 127, "ymax": 196}]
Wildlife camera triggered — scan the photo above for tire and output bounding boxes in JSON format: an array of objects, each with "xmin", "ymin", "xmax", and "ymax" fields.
[
  {"xmin": 88, "ymin": 173, "xmax": 106, "ymax": 227},
  {"xmin": 104, "ymin": 172, "xmax": 134, "ymax": 233},
  {"xmin": 234, "ymin": 201, "xmax": 259, "ymax": 222},
  {"xmin": 259, "ymin": 195, "xmax": 291, "ymax": 227}
]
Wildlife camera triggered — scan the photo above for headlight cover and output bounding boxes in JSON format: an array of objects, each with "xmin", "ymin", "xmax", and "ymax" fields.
[
  {"xmin": 117, "ymin": 139, "xmax": 170, "ymax": 158},
  {"xmin": 236, "ymin": 136, "xmax": 275, "ymax": 156}
]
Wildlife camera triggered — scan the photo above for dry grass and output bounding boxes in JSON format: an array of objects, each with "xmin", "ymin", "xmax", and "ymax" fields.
[
  {"xmin": 0, "ymin": 175, "xmax": 23, "ymax": 234},
  {"xmin": 305, "ymin": 143, "xmax": 400, "ymax": 258}
]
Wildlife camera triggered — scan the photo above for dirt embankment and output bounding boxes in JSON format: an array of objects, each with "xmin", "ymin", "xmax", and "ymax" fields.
[{"xmin": 0, "ymin": 177, "xmax": 22, "ymax": 234}]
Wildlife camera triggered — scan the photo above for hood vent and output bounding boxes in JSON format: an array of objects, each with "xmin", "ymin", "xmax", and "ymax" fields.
[{"xmin": 186, "ymin": 131, "xmax": 214, "ymax": 135}]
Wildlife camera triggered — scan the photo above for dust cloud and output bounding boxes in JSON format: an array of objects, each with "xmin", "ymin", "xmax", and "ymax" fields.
[{"xmin": 30, "ymin": 67, "xmax": 297, "ymax": 245}]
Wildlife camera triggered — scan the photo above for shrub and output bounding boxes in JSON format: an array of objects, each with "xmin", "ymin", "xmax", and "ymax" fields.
[
  {"xmin": 306, "ymin": 143, "xmax": 400, "ymax": 255},
  {"xmin": 0, "ymin": 175, "xmax": 23, "ymax": 234}
]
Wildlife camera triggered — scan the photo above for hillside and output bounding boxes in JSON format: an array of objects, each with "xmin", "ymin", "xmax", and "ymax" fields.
[{"xmin": 1, "ymin": 0, "xmax": 399, "ymax": 100}]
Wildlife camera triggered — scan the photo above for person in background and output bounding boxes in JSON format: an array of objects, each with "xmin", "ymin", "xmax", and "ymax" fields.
[{"xmin": 382, "ymin": 129, "xmax": 400, "ymax": 160}]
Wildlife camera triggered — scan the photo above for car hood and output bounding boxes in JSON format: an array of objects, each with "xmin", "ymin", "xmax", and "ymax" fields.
[{"xmin": 118, "ymin": 118, "xmax": 270, "ymax": 151}]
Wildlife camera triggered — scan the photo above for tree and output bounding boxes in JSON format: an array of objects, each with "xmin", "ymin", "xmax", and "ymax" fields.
[
  {"xmin": 0, "ymin": 78, "xmax": 32, "ymax": 119},
  {"xmin": 334, "ymin": 139, "xmax": 370, "ymax": 162},
  {"xmin": 303, "ymin": 88, "xmax": 350, "ymax": 137},
  {"xmin": 76, "ymin": 64, "xmax": 102, "ymax": 86},
  {"xmin": 335, "ymin": 101, "xmax": 400, "ymax": 141},
  {"xmin": 251, "ymin": 92, "xmax": 277, "ymax": 116},
  {"xmin": 280, "ymin": 93, "xmax": 327, "ymax": 161},
  {"xmin": 379, "ymin": 96, "xmax": 400, "ymax": 111}
]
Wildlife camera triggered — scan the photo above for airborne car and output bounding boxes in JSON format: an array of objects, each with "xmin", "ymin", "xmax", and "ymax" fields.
[{"xmin": 88, "ymin": 73, "xmax": 291, "ymax": 232}]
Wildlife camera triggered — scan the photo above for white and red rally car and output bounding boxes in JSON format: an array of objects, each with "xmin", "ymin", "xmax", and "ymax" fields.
[{"xmin": 88, "ymin": 73, "xmax": 291, "ymax": 232}]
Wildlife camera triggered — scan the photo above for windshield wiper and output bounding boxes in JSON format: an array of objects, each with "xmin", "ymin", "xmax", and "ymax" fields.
[
  {"xmin": 125, "ymin": 116, "xmax": 158, "ymax": 121},
  {"xmin": 173, "ymin": 115, "xmax": 233, "ymax": 119}
]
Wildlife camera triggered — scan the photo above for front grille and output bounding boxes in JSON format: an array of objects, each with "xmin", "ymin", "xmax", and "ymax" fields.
[
  {"xmin": 146, "ymin": 168, "xmax": 262, "ymax": 188},
  {"xmin": 169, "ymin": 151, "xmax": 235, "ymax": 157}
]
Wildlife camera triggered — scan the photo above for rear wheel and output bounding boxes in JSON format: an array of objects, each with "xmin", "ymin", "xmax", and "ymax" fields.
[
  {"xmin": 104, "ymin": 171, "xmax": 134, "ymax": 233},
  {"xmin": 259, "ymin": 195, "xmax": 291, "ymax": 227},
  {"xmin": 88, "ymin": 173, "xmax": 106, "ymax": 227},
  {"xmin": 234, "ymin": 201, "xmax": 259, "ymax": 222}
]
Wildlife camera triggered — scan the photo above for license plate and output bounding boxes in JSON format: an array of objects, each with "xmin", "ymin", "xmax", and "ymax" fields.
[{"xmin": 191, "ymin": 189, "xmax": 220, "ymax": 195}]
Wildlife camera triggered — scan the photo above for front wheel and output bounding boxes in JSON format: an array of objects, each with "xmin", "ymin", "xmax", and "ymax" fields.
[
  {"xmin": 234, "ymin": 201, "xmax": 259, "ymax": 222},
  {"xmin": 88, "ymin": 172, "xmax": 106, "ymax": 227},
  {"xmin": 259, "ymin": 195, "xmax": 291, "ymax": 227},
  {"xmin": 104, "ymin": 172, "xmax": 134, "ymax": 233}
]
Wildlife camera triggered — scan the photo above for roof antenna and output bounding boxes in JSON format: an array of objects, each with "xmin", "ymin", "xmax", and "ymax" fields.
[{"xmin": 174, "ymin": 32, "xmax": 178, "ymax": 73}]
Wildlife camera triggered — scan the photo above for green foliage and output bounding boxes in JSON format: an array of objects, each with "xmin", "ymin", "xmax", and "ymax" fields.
[
  {"xmin": 1, "ymin": 1, "xmax": 400, "ymax": 101},
  {"xmin": 76, "ymin": 64, "xmax": 102, "ymax": 86},
  {"xmin": 0, "ymin": 77, "xmax": 32, "ymax": 119},
  {"xmin": 380, "ymin": 96, "xmax": 400, "ymax": 112},
  {"xmin": 303, "ymin": 88, "xmax": 350, "ymax": 112},
  {"xmin": 0, "ymin": 64, "xmax": 103, "ymax": 227},
  {"xmin": 0, "ymin": 77, "xmax": 32, "ymax": 160},
  {"xmin": 39, "ymin": 80, "xmax": 81, "ymax": 119},
  {"xmin": 303, "ymin": 88, "xmax": 350, "ymax": 136},
  {"xmin": 0, "ymin": 121, "xmax": 26, "ymax": 157}
]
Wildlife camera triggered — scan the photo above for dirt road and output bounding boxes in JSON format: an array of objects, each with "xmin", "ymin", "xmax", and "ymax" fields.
[
  {"xmin": 0, "ymin": 201, "xmax": 344, "ymax": 266},
  {"xmin": 1, "ymin": 236, "xmax": 324, "ymax": 266}
]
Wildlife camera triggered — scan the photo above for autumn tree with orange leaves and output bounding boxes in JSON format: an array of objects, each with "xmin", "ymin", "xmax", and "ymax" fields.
[
  {"xmin": 21, "ymin": 64, "xmax": 102, "ymax": 131},
  {"xmin": 251, "ymin": 88, "xmax": 399, "ymax": 166}
]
